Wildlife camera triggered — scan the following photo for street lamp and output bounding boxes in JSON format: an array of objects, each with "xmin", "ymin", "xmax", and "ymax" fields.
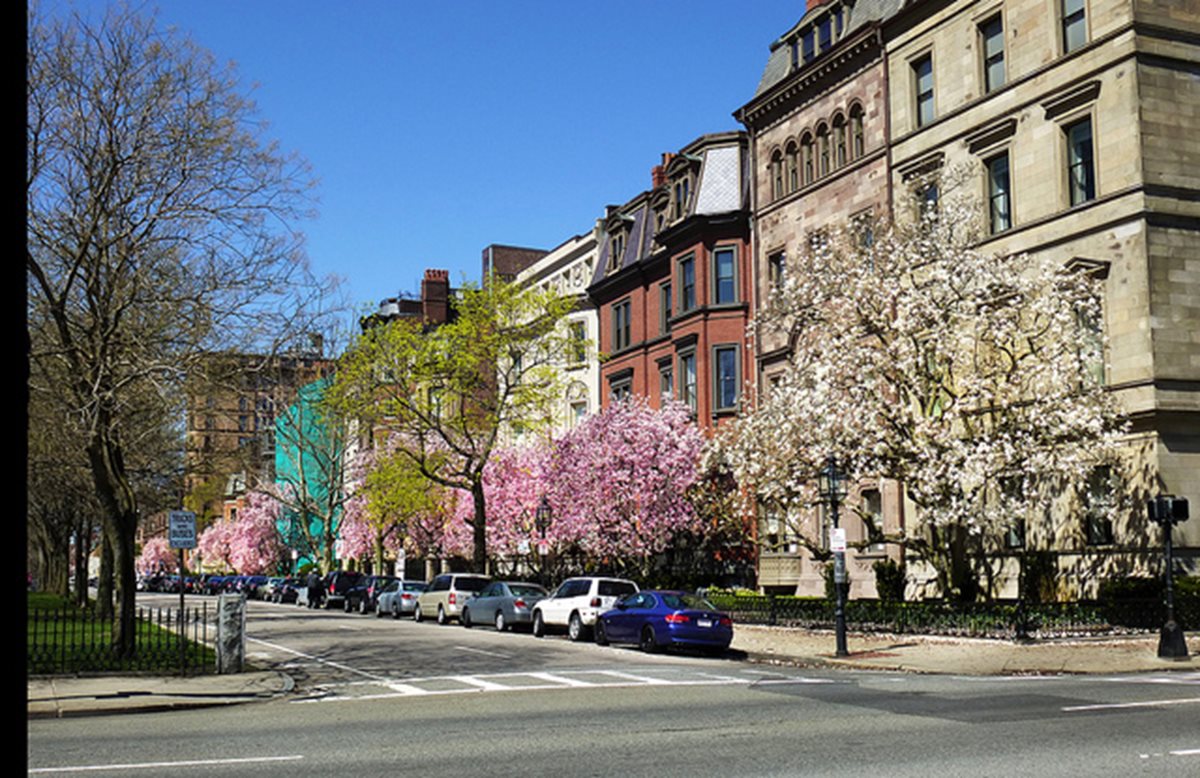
[
  {"xmin": 819, "ymin": 455, "xmax": 849, "ymax": 658},
  {"xmin": 535, "ymin": 495, "xmax": 552, "ymax": 587},
  {"xmin": 1147, "ymin": 495, "xmax": 1190, "ymax": 660}
]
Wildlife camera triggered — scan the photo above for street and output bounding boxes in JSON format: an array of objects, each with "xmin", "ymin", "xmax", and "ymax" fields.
[{"xmin": 27, "ymin": 593, "xmax": 1200, "ymax": 776}]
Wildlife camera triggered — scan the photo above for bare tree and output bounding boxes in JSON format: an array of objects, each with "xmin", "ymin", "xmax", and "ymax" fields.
[{"xmin": 27, "ymin": 4, "xmax": 336, "ymax": 655}]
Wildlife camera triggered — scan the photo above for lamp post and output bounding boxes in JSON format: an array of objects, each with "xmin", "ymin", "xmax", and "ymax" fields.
[
  {"xmin": 819, "ymin": 455, "xmax": 849, "ymax": 657},
  {"xmin": 535, "ymin": 495, "xmax": 552, "ymax": 588},
  {"xmin": 1147, "ymin": 495, "xmax": 1190, "ymax": 660}
]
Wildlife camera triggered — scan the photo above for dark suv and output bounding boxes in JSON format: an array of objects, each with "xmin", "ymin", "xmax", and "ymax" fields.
[{"xmin": 323, "ymin": 571, "xmax": 366, "ymax": 611}]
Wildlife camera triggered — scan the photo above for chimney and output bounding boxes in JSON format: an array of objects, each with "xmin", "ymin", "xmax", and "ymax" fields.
[
  {"xmin": 652, "ymin": 164, "xmax": 667, "ymax": 188},
  {"xmin": 421, "ymin": 269, "xmax": 450, "ymax": 324}
]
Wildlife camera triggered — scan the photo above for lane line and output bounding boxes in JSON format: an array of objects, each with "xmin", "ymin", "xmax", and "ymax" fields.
[
  {"xmin": 29, "ymin": 755, "xmax": 304, "ymax": 774},
  {"xmin": 247, "ymin": 637, "xmax": 391, "ymax": 682},
  {"xmin": 453, "ymin": 645, "xmax": 510, "ymax": 659},
  {"xmin": 1062, "ymin": 696, "xmax": 1200, "ymax": 712}
]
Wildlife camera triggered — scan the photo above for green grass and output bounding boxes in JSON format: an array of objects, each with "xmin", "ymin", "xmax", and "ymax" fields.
[{"xmin": 27, "ymin": 593, "xmax": 216, "ymax": 674}]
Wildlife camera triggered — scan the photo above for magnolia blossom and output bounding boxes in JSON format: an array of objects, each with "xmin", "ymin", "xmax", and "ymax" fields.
[
  {"xmin": 720, "ymin": 189, "xmax": 1126, "ymax": 597},
  {"xmin": 136, "ymin": 536, "xmax": 174, "ymax": 573},
  {"xmin": 228, "ymin": 491, "xmax": 287, "ymax": 574},
  {"xmin": 197, "ymin": 521, "xmax": 233, "ymax": 572}
]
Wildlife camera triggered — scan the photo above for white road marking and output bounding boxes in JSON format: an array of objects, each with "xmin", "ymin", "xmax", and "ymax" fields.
[
  {"xmin": 525, "ymin": 671, "xmax": 596, "ymax": 687},
  {"xmin": 453, "ymin": 645, "xmax": 510, "ymax": 658},
  {"xmin": 1170, "ymin": 749, "xmax": 1200, "ymax": 756},
  {"xmin": 29, "ymin": 755, "xmax": 304, "ymax": 773},
  {"xmin": 451, "ymin": 675, "xmax": 510, "ymax": 691},
  {"xmin": 1062, "ymin": 696, "xmax": 1200, "ymax": 712},
  {"xmin": 247, "ymin": 637, "xmax": 391, "ymax": 682}
]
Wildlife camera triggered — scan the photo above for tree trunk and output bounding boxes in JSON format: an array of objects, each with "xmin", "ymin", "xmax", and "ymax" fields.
[
  {"xmin": 471, "ymin": 481, "xmax": 487, "ymax": 573},
  {"xmin": 86, "ymin": 424, "xmax": 140, "ymax": 658},
  {"xmin": 73, "ymin": 515, "xmax": 92, "ymax": 608}
]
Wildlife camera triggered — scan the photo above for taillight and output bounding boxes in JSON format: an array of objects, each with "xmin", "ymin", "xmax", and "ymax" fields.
[
  {"xmin": 449, "ymin": 592, "xmax": 456, "ymax": 605},
  {"xmin": 513, "ymin": 599, "xmax": 526, "ymax": 609},
  {"xmin": 664, "ymin": 613, "xmax": 689, "ymax": 624},
  {"xmin": 401, "ymin": 593, "xmax": 412, "ymax": 600},
  {"xmin": 590, "ymin": 597, "xmax": 601, "ymax": 607},
  {"xmin": 719, "ymin": 616, "xmax": 732, "ymax": 627}
]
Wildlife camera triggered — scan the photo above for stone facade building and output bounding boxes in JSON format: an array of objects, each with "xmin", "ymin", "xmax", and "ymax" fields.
[{"xmin": 737, "ymin": 0, "xmax": 1199, "ymax": 597}]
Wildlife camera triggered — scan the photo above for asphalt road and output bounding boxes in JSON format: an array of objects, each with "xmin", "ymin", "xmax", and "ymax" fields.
[{"xmin": 27, "ymin": 593, "xmax": 1200, "ymax": 777}]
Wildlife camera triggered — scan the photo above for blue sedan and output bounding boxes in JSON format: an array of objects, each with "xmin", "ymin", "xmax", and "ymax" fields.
[{"xmin": 595, "ymin": 590, "xmax": 733, "ymax": 654}]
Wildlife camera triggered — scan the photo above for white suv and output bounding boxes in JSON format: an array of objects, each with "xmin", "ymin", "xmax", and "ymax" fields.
[{"xmin": 531, "ymin": 576, "xmax": 638, "ymax": 641}]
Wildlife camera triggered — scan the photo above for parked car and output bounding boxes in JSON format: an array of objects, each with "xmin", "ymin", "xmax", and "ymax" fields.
[
  {"xmin": 345, "ymin": 575, "xmax": 398, "ymax": 614},
  {"xmin": 460, "ymin": 581, "xmax": 548, "ymax": 631},
  {"xmin": 595, "ymin": 590, "xmax": 733, "ymax": 655},
  {"xmin": 531, "ymin": 576, "xmax": 638, "ymax": 641},
  {"xmin": 375, "ymin": 580, "xmax": 428, "ymax": 618},
  {"xmin": 322, "ymin": 570, "xmax": 365, "ymax": 610},
  {"xmin": 270, "ymin": 577, "xmax": 303, "ymax": 604},
  {"xmin": 414, "ymin": 573, "xmax": 490, "ymax": 624}
]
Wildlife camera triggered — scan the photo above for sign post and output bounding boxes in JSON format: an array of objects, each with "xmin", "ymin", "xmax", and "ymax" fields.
[{"xmin": 168, "ymin": 510, "xmax": 197, "ymax": 673}]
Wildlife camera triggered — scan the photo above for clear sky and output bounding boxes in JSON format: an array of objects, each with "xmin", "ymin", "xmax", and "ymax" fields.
[{"xmin": 46, "ymin": 1, "xmax": 806, "ymax": 317}]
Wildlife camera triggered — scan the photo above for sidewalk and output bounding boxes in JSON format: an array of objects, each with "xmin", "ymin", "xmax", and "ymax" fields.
[{"xmin": 27, "ymin": 627, "xmax": 1199, "ymax": 719}]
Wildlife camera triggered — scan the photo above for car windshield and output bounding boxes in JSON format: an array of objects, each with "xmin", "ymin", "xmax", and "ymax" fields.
[
  {"xmin": 403, "ymin": 582, "xmax": 427, "ymax": 592},
  {"xmin": 659, "ymin": 593, "xmax": 718, "ymax": 611}
]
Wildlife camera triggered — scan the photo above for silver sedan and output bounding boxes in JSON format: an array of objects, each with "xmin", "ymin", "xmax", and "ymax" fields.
[
  {"xmin": 376, "ymin": 580, "xmax": 428, "ymax": 618},
  {"xmin": 460, "ymin": 581, "xmax": 549, "ymax": 631}
]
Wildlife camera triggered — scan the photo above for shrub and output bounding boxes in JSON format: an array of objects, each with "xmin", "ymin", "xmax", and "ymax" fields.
[{"xmin": 872, "ymin": 558, "xmax": 906, "ymax": 603}]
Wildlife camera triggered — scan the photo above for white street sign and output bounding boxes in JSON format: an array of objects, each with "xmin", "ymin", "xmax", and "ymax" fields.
[
  {"xmin": 169, "ymin": 510, "xmax": 197, "ymax": 549},
  {"xmin": 829, "ymin": 527, "xmax": 846, "ymax": 553}
]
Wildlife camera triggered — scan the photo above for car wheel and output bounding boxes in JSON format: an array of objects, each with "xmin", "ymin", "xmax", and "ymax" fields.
[
  {"xmin": 392, "ymin": 602, "xmax": 401, "ymax": 620},
  {"xmin": 343, "ymin": 598, "xmax": 353, "ymax": 613},
  {"xmin": 532, "ymin": 611, "xmax": 545, "ymax": 638},
  {"xmin": 567, "ymin": 611, "xmax": 587, "ymax": 642},
  {"xmin": 375, "ymin": 601, "xmax": 385, "ymax": 618},
  {"xmin": 640, "ymin": 626, "xmax": 660, "ymax": 654},
  {"xmin": 437, "ymin": 605, "xmax": 447, "ymax": 625},
  {"xmin": 461, "ymin": 608, "xmax": 472, "ymax": 628},
  {"xmin": 360, "ymin": 598, "xmax": 370, "ymax": 615},
  {"xmin": 494, "ymin": 611, "xmax": 507, "ymax": 632},
  {"xmin": 413, "ymin": 604, "xmax": 423, "ymax": 622},
  {"xmin": 595, "ymin": 619, "xmax": 609, "ymax": 646}
]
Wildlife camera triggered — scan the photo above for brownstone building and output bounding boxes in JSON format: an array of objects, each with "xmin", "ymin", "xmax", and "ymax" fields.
[{"xmin": 588, "ymin": 132, "xmax": 754, "ymax": 433}]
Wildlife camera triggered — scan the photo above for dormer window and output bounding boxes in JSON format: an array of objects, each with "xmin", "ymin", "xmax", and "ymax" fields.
[
  {"xmin": 608, "ymin": 232, "xmax": 625, "ymax": 273},
  {"xmin": 791, "ymin": 2, "xmax": 848, "ymax": 68},
  {"xmin": 672, "ymin": 176, "xmax": 690, "ymax": 220}
]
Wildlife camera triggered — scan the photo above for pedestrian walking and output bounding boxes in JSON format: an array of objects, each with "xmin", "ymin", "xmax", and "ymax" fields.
[{"xmin": 306, "ymin": 569, "xmax": 323, "ymax": 609}]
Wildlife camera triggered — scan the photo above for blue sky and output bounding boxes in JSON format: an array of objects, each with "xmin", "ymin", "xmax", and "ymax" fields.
[{"xmin": 49, "ymin": 1, "xmax": 805, "ymax": 316}]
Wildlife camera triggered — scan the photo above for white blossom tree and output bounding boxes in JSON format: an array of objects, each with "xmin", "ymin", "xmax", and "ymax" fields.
[{"xmin": 721, "ymin": 186, "xmax": 1127, "ymax": 600}]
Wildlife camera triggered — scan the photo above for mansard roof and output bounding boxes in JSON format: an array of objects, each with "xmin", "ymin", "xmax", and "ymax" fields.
[{"xmin": 752, "ymin": 0, "xmax": 906, "ymax": 98}]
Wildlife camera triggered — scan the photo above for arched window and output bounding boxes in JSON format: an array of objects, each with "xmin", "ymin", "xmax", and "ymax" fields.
[
  {"xmin": 849, "ymin": 103, "xmax": 865, "ymax": 159},
  {"xmin": 833, "ymin": 114, "xmax": 847, "ymax": 168},
  {"xmin": 817, "ymin": 123, "xmax": 830, "ymax": 178},
  {"xmin": 785, "ymin": 141, "xmax": 799, "ymax": 193},
  {"xmin": 801, "ymin": 133, "xmax": 815, "ymax": 185},
  {"xmin": 770, "ymin": 149, "xmax": 784, "ymax": 200}
]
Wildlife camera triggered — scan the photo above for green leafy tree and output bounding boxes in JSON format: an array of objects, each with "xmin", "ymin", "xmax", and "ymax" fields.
[{"xmin": 327, "ymin": 280, "xmax": 575, "ymax": 571}]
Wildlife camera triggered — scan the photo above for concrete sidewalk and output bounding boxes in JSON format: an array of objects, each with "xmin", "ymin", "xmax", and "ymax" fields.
[{"xmin": 27, "ymin": 627, "xmax": 1199, "ymax": 719}]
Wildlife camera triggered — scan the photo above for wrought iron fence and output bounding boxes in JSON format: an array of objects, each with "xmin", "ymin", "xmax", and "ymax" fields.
[
  {"xmin": 703, "ymin": 592, "xmax": 1191, "ymax": 640},
  {"xmin": 27, "ymin": 603, "xmax": 214, "ymax": 675}
]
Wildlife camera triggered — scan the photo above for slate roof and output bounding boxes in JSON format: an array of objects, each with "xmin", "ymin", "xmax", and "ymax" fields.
[{"xmin": 752, "ymin": 0, "xmax": 908, "ymax": 98}]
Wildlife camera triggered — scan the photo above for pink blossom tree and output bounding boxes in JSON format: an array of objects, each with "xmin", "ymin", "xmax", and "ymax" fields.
[
  {"xmin": 545, "ymin": 398, "xmax": 706, "ymax": 577},
  {"xmin": 197, "ymin": 521, "xmax": 233, "ymax": 572},
  {"xmin": 136, "ymin": 536, "xmax": 175, "ymax": 574},
  {"xmin": 228, "ymin": 491, "xmax": 287, "ymax": 574}
]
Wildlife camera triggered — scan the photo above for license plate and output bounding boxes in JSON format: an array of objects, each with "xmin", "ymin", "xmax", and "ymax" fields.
[{"xmin": 698, "ymin": 619, "xmax": 713, "ymax": 628}]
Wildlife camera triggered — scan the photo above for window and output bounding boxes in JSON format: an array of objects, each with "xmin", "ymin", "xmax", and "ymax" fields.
[
  {"xmin": 612, "ymin": 299, "xmax": 631, "ymax": 351},
  {"xmin": 850, "ymin": 105, "xmax": 865, "ymax": 159},
  {"xmin": 786, "ymin": 142, "xmax": 799, "ymax": 193},
  {"xmin": 713, "ymin": 345, "xmax": 739, "ymax": 411},
  {"xmin": 771, "ymin": 150, "xmax": 784, "ymax": 200},
  {"xmin": 986, "ymin": 152, "xmax": 1012, "ymax": 233},
  {"xmin": 817, "ymin": 124, "xmax": 830, "ymax": 177},
  {"xmin": 817, "ymin": 15, "xmax": 832, "ymax": 53},
  {"xmin": 608, "ymin": 232, "xmax": 625, "ymax": 272},
  {"xmin": 862, "ymin": 489, "xmax": 885, "ymax": 552},
  {"xmin": 1062, "ymin": 0, "xmax": 1087, "ymax": 53},
  {"xmin": 834, "ymin": 115, "xmax": 847, "ymax": 168},
  {"xmin": 569, "ymin": 400, "xmax": 588, "ymax": 426},
  {"xmin": 679, "ymin": 256, "xmax": 696, "ymax": 312},
  {"xmin": 609, "ymin": 373, "xmax": 633, "ymax": 402},
  {"xmin": 672, "ymin": 176, "xmax": 691, "ymax": 220},
  {"xmin": 1075, "ymin": 291, "xmax": 1106, "ymax": 386},
  {"xmin": 1065, "ymin": 117, "xmax": 1095, "ymax": 205},
  {"xmin": 713, "ymin": 247, "xmax": 736, "ymax": 304},
  {"xmin": 768, "ymin": 250, "xmax": 786, "ymax": 292},
  {"xmin": 569, "ymin": 320, "xmax": 587, "ymax": 364},
  {"xmin": 659, "ymin": 362, "xmax": 673, "ymax": 402},
  {"xmin": 979, "ymin": 15, "xmax": 1005, "ymax": 93},
  {"xmin": 1083, "ymin": 466, "xmax": 1114, "ymax": 545},
  {"xmin": 678, "ymin": 351, "xmax": 697, "ymax": 412},
  {"xmin": 913, "ymin": 54, "xmax": 935, "ymax": 128},
  {"xmin": 659, "ymin": 282, "xmax": 672, "ymax": 333},
  {"xmin": 802, "ymin": 29, "xmax": 815, "ymax": 63},
  {"xmin": 999, "ymin": 476, "xmax": 1026, "ymax": 549},
  {"xmin": 801, "ymin": 134, "xmax": 815, "ymax": 184}
]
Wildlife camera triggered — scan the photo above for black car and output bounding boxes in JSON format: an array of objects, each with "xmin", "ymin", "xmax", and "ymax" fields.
[
  {"xmin": 346, "ymin": 575, "xmax": 399, "ymax": 614},
  {"xmin": 323, "ymin": 570, "xmax": 366, "ymax": 610}
]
